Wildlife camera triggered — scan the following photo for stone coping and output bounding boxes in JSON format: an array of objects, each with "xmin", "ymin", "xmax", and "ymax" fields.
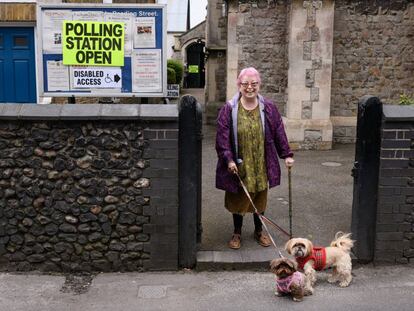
[
  {"xmin": 0, "ymin": 104, "xmax": 178, "ymax": 121},
  {"xmin": 383, "ymin": 105, "xmax": 414, "ymax": 122}
]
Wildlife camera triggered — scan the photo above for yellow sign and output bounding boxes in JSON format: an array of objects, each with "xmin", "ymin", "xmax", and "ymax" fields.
[
  {"xmin": 188, "ymin": 65, "xmax": 199, "ymax": 73},
  {"xmin": 62, "ymin": 21, "xmax": 124, "ymax": 66}
]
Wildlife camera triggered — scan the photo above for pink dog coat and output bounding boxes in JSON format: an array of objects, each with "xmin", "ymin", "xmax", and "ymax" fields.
[{"xmin": 276, "ymin": 271, "xmax": 304, "ymax": 293}]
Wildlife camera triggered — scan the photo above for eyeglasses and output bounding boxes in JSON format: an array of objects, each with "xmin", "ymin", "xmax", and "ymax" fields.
[{"xmin": 240, "ymin": 81, "xmax": 259, "ymax": 89}]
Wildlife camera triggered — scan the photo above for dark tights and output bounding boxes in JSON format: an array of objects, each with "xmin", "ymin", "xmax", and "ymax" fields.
[{"xmin": 233, "ymin": 213, "xmax": 263, "ymax": 234}]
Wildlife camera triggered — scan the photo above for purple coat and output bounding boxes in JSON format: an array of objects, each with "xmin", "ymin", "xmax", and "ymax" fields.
[{"xmin": 215, "ymin": 93, "xmax": 293, "ymax": 193}]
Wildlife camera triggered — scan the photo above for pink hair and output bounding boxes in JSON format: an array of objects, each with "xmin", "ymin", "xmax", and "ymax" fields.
[{"xmin": 236, "ymin": 67, "xmax": 261, "ymax": 87}]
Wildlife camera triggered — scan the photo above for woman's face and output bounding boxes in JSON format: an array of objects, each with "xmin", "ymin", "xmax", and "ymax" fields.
[{"xmin": 239, "ymin": 74, "xmax": 260, "ymax": 100}]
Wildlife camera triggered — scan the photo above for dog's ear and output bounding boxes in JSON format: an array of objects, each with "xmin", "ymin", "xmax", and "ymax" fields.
[
  {"xmin": 270, "ymin": 259, "xmax": 281, "ymax": 271},
  {"xmin": 284, "ymin": 239, "xmax": 294, "ymax": 254},
  {"xmin": 285, "ymin": 259, "xmax": 297, "ymax": 271},
  {"xmin": 304, "ymin": 239, "xmax": 313, "ymax": 252}
]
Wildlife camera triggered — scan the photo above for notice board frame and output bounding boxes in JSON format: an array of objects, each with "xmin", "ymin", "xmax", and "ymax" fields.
[{"xmin": 36, "ymin": 3, "xmax": 167, "ymax": 98}]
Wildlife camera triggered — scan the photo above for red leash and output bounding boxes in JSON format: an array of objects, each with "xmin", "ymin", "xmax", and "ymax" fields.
[
  {"xmin": 259, "ymin": 214, "xmax": 291, "ymax": 238},
  {"xmin": 235, "ymin": 173, "xmax": 289, "ymax": 258}
]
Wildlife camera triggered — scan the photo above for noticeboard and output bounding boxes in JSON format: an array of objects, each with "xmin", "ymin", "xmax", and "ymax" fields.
[{"xmin": 36, "ymin": 3, "xmax": 167, "ymax": 97}]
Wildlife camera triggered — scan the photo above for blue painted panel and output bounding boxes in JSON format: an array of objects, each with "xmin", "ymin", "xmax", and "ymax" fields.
[
  {"xmin": 0, "ymin": 27, "xmax": 36, "ymax": 103},
  {"xmin": 14, "ymin": 60, "xmax": 30, "ymax": 102},
  {"xmin": 0, "ymin": 60, "xmax": 4, "ymax": 101}
]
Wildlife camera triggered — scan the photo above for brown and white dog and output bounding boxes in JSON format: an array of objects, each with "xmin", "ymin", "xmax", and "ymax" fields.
[
  {"xmin": 270, "ymin": 258, "xmax": 308, "ymax": 302},
  {"xmin": 284, "ymin": 232, "xmax": 355, "ymax": 294}
]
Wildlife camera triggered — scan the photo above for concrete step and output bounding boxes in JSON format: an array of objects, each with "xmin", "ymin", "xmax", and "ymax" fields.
[
  {"xmin": 196, "ymin": 248, "xmax": 279, "ymax": 271},
  {"xmin": 196, "ymin": 249, "xmax": 359, "ymax": 271}
]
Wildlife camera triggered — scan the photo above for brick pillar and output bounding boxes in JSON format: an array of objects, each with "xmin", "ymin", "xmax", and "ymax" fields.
[
  {"xmin": 285, "ymin": 0, "xmax": 334, "ymax": 149},
  {"xmin": 142, "ymin": 123, "xmax": 179, "ymax": 270},
  {"xmin": 376, "ymin": 105, "xmax": 414, "ymax": 264}
]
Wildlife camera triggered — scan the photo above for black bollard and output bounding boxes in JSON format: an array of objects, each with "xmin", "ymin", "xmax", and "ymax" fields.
[
  {"xmin": 351, "ymin": 96, "xmax": 383, "ymax": 263},
  {"xmin": 178, "ymin": 95, "xmax": 203, "ymax": 268}
]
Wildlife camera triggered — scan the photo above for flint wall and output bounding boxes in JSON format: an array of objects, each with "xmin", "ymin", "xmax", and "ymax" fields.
[{"xmin": 0, "ymin": 104, "xmax": 178, "ymax": 272}]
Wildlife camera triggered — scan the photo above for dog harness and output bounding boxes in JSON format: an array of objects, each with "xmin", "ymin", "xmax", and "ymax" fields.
[
  {"xmin": 296, "ymin": 247, "xmax": 327, "ymax": 271},
  {"xmin": 276, "ymin": 271, "xmax": 304, "ymax": 293}
]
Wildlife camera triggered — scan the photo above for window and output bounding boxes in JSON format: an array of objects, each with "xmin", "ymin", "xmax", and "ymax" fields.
[{"xmin": 13, "ymin": 36, "xmax": 28, "ymax": 48}]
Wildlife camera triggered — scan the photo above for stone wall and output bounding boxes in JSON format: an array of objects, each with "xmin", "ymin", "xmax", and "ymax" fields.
[
  {"xmin": 205, "ymin": 49, "xmax": 227, "ymax": 124},
  {"xmin": 331, "ymin": 0, "xmax": 414, "ymax": 117},
  {"xmin": 205, "ymin": 0, "xmax": 228, "ymax": 123},
  {"xmin": 236, "ymin": 1, "xmax": 288, "ymax": 113},
  {"xmin": 206, "ymin": 0, "xmax": 228, "ymax": 48},
  {"xmin": 376, "ymin": 105, "xmax": 414, "ymax": 263},
  {"xmin": 0, "ymin": 104, "xmax": 178, "ymax": 272},
  {"xmin": 177, "ymin": 22, "xmax": 206, "ymax": 50}
]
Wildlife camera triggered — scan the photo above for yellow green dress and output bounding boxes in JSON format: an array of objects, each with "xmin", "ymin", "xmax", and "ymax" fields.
[{"xmin": 225, "ymin": 103, "xmax": 268, "ymax": 215}]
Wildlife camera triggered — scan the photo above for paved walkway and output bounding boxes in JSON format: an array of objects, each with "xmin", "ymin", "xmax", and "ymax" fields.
[
  {"xmin": 201, "ymin": 124, "xmax": 355, "ymax": 258},
  {"xmin": 1, "ymin": 264, "xmax": 413, "ymax": 311}
]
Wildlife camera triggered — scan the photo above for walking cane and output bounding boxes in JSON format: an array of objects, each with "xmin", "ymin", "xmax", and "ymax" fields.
[{"xmin": 288, "ymin": 166, "xmax": 293, "ymax": 239}]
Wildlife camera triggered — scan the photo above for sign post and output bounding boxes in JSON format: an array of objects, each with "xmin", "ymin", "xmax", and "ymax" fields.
[{"xmin": 37, "ymin": 3, "xmax": 167, "ymax": 98}]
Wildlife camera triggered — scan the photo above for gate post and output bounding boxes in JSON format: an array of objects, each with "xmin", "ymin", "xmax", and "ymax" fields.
[
  {"xmin": 178, "ymin": 95, "xmax": 202, "ymax": 268},
  {"xmin": 351, "ymin": 96, "xmax": 383, "ymax": 262}
]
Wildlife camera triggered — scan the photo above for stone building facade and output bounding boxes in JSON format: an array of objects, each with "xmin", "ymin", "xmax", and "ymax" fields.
[
  {"xmin": 331, "ymin": 0, "xmax": 414, "ymax": 143},
  {"xmin": 205, "ymin": 0, "xmax": 228, "ymax": 123},
  {"xmin": 206, "ymin": 0, "xmax": 414, "ymax": 148},
  {"xmin": 172, "ymin": 21, "xmax": 206, "ymax": 62}
]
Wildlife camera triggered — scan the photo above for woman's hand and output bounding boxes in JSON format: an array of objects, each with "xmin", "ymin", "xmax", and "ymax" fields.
[
  {"xmin": 228, "ymin": 161, "xmax": 238, "ymax": 174},
  {"xmin": 285, "ymin": 157, "xmax": 294, "ymax": 168}
]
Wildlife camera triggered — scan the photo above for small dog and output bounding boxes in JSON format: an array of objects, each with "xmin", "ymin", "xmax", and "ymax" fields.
[
  {"xmin": 270, "ymin": 258, "xmax": 308, "ymax": 302},
  {"xmin": 285, "ymin": 232, "xmax": 355, "ymax": 293}
]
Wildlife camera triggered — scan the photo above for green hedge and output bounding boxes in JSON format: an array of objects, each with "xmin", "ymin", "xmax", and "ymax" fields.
[
  {"xmin": 167, "ymin": 59, "xmax": 184, "ymax": 85},
  {"xmin": 167, "ymin": 67, "xmax": 176, "ymax": 84}
]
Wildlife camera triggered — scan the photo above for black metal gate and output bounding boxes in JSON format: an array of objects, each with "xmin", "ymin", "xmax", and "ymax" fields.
[
  {"xmin": 351, "ymin": 96, "xmax": 383, "ymax": 263},
  {"xmin": 178, "ymin": 95, "xmax": 203, "ymax": 268}
]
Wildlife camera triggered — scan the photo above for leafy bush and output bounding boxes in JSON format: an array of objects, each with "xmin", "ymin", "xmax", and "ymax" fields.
[
  {"xmin": 167, "ymin": 59, "xmax": 184, "ymax": 85},
  {"xmin": 167, "ymin": 67, "xmax": 176, "ymax": 84},
  {"xmin": 399, "ymin": 94, "xmax": 414, "ymax": 105}
]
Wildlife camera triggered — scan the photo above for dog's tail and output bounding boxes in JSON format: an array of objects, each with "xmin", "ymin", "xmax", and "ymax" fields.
[{"xmin": 330, "ymin": 232, "xmax": 354, "ymax": 252}]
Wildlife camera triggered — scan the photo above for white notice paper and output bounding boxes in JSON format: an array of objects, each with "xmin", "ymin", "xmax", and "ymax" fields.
[
  {"xmin": 105, "ymin": 12, "xmax": 134, "ymax": 55},
  {"xmin": 72, "ymin": 11, "xmax": 104, "ymax": 21},
  {"xmin": 132, "ymin": 49, "xmax": 162, "ymax": 93},
  {"xmin": 46, "ymin": 60, "xmax": 70, "ymax": 91},
  {"xmin": 42, "ymin": 10, "xmax": 73, "ymax": 54},
  {"xmin": 133, "ymin": 17, "xmax": 156, "ymax": 48}
]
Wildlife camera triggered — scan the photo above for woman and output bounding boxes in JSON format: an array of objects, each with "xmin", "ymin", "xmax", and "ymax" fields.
[{"xmin": 215, "ymin": 67, "xmax": 294, "ymax": 249}]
